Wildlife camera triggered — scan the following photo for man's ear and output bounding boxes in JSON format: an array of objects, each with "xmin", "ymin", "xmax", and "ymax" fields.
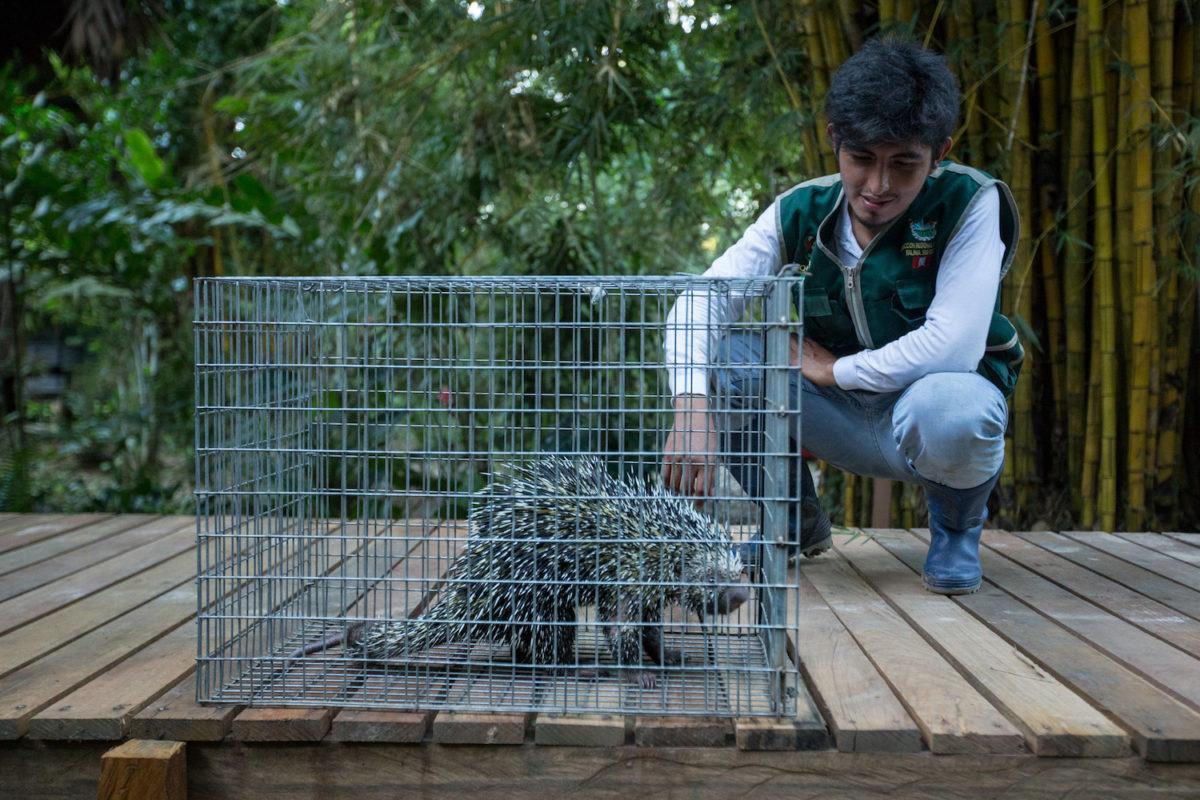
[{"xmin": 825, "ymin": 122, "xmax": 838, "ymax": 152}]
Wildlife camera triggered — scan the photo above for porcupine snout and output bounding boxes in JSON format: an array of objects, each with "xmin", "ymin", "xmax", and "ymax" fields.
[{"xmin": 715, "ymin": 584, "xmax": 750, "ymax": 615}]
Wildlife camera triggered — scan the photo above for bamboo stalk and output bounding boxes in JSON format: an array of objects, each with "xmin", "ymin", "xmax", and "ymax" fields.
[
  {"xmin": 1116, "ymin": 13, "xmax": 1134, "ymax": 379},
  {"xmin": 1000, "ymin": 0, "xmax": 1037, "ymax": 516},
  {"xmin": 1156, "ymin": 4, "xmax": 1196, "ymax": 516},
  {"xmin": 1064, "ymin": 10, "xmax": 1092, "ymax": 517},
  {"xmin": 1035, "ymin": 6, "xmax": 1066, "ymax": 476},
  {"xmin": 1081, "ymin": 291, "xmax": 1103, "ymax": 529},
  {"xmin": 1126, "ymin": 0, "xmax": 1155, "ymax": 531},
  {"xmin": 819, "ymin": 1, "xmax": 849, "ymax": 74},
  {"xmin": 836, "ymin": 0, "xmax": 863, "ymax": 52},
  {"xmin": 1088, "ymin": 0, "xmax": 1120, "ymax": 531},
  {"xmin": 950, "ymin": 0, "xmax": 985, "ymax": 164},
  {"xmin": 1145, "ymin": 0, "xmax": 1175, "ymax": 523},
  {"xmin": 843, "ymin": 471, "xmax": 858, "ymax": 528},
  {"xmin": 798, "ymin": 0, "xmax": 832, "ymax": 176},
  {"xmin": 858, "ymin": 475, "xmax": 874, "ymax": 528}
]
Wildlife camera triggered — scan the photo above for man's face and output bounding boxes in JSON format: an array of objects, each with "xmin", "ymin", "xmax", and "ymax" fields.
[{"xmin": 830, "ymin": 129, "xmax": 951, "ymax": 235}]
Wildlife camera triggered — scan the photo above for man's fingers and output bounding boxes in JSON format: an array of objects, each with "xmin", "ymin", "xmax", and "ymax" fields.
[{"xmin": 663, "ymin": 457, "xmax": 682, "ymax": 494}]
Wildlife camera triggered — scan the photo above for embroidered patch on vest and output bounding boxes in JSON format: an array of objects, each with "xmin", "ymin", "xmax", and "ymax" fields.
[
  {"xmin": 912, "ymin": 255, "xmax": 930, "ymax": 270},
  {"xmin": 902, "ymin": 218, "xmax": 937, "ymax": 260},
  {"xmin": 910, "ymin": 219, "xmax": 937, "ymax": 241}
]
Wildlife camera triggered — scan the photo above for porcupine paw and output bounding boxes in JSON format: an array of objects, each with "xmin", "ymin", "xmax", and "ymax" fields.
[{"xmin": 633, "ymin": 670, "xmax": 658, "ymax": 690}]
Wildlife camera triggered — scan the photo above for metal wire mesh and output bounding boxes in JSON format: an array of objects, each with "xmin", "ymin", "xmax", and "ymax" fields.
[{"xmin": 195, "ymin": 275, "xmax": 804, "ymax": 716}]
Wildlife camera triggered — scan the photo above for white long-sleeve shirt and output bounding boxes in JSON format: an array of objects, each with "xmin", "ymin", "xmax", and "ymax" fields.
[{"xmin": 665, "ymin": 184, "xmax": 1002, "ymax": 395}]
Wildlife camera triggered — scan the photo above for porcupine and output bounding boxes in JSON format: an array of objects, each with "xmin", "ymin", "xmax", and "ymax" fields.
[{"xmin": 290, "ymin": 456, "xmax": 749, "ymax": 688}]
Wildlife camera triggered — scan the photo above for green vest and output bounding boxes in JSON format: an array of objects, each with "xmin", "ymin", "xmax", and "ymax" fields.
[{"xmin": 776, "ymin": 162, "xmax": 1024, "ymax": 398}]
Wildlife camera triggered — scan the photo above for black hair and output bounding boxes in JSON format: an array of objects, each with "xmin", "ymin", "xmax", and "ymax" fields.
[{"xmin": 824, "ymin": 36, "xmax": 960, "ymax": 159}]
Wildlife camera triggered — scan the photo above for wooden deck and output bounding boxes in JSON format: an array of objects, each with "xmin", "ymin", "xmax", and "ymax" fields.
[{"xmin": 1, "ymin": 514, "xmax": 1199, "ymax": 798}]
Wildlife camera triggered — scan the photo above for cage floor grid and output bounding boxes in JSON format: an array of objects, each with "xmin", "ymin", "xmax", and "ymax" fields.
[{"xmin": 202, "ymin": 629, "xmax": 784, "ymax": 715}]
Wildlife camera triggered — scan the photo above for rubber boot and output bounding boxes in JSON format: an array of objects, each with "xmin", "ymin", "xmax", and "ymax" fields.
[
  {"xmin": 921, "ymin": 470, "xmax": 1000, "ymax": 595},
  {"xmin": 794, "ymin": 460, "xmax": 833, "ymax": 561},
  {"xmin": 735, "ymin": 459, "xmax": 831, "ymax": 572}
]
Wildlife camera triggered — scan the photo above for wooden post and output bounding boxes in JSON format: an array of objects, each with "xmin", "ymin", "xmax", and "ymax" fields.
[
  {"xmin": 871, "ymin": 479, "xmax": 893, "ymax": 529},
  {"xmin": 97, "ymin": 739, "xmax": 185, "ymax": 800}
]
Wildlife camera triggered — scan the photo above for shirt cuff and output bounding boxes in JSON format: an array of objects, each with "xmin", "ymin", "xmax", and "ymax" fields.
[
  {"xmin": 833, "ymin": 355, "xmax": 862, "ymax": 391},
  {"xmin": 671, "ymin": 368, "xmax": 710, "ymax": 398}
]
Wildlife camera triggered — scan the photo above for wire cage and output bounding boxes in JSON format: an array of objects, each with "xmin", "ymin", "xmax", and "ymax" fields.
[{"xmin": 195, "ymin": 274, "xmax": 804, "ymax": 716}]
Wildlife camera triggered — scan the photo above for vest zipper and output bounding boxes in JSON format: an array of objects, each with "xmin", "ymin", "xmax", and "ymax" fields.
[{"xmin": 839, "ymin": 265, "xmax": 874, "ymax": 349}]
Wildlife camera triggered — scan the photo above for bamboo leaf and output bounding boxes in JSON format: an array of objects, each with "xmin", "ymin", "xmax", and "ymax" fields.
[{"xmin": 122, "ymin": 128, "xmax": 169, "ymax": 189}]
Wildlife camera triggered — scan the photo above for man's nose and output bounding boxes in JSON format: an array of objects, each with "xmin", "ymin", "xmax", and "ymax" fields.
[{"xmin": 867, "ymin": 165, "xmax": 890, "ymax": 195}]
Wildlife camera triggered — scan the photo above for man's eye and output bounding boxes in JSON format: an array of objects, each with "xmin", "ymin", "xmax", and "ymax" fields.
[{"xmin": 851, "ymin": 154, "xmax": 871, "ymax": 163}]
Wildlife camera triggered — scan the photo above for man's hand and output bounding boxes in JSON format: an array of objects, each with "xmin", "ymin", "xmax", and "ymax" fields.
[
  {"xmin": 662, "ymin": 394, "xmax": 719, "ymax": 502},
  {"xmin": 792, "ymin": 334, "xmax": 838, "ymax": 387}
]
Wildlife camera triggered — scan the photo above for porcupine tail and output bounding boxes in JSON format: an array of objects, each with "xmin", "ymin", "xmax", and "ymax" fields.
[
  {"xmin": 286, "ymin": 620, "xmax": 367, "ymax": 661},
  {"xmin": 350, "ymin": 594, "xmax": 465, "ymax": 661}
]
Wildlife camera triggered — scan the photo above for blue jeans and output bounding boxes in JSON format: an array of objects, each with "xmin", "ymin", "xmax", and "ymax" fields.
[{"xmin": 709, "ymin": 332, "xmax": 1007, "ymax": 498}]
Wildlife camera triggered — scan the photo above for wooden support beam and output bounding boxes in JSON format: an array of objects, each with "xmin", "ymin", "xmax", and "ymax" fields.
[
  {"xmin": 231, "ymin": 708, "xmax": 332, "ymax": 742},
  {"xmin": 97, "ymin": 739, "xmax": 185, "ymax": 800},
  {"xmin": 430, "ymin": 712, "xmax": 527, "ymax": 744},
  {"xmin": 534, "ymin": 713, "xmax": 625, "ymax": 746},
  {"xmin": 330, "ymin": 710, "xmax": 434, "ymax": 743},
  {"xmin": 633, "ymin": 715, "xmax": 732, "ymax": 747}
]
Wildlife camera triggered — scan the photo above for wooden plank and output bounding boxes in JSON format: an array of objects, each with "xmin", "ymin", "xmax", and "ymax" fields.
[
  {"xmin": 131, "ymin": 674, "xmax": 240, "ymax": 742},
  {"xmin": 0, "ymin": 581, "xmax": 196, "ymax": 738},
  {"xmin": 876, "ymin": 531, "xmax": 1200, "ymax": 762},
  {"xmin": 534, "ymin": 712, "xmax": 625, "ymax": 746},
  {"xmin": 790, "ymin": 561, "xmax": 922, "ymax": 753},
  {"xmin": 913, "ymin": 529, "xmax": 1200, "ymax": 712},
  {"xmin": 0, "ymin": 514, "xmax": 160, "ymax": 577},
  {"xmin": 978, "ymin": 531, "xmax": 1200, "ymax": 659},
  {"xmin": 1013, "ymin": 531, "xmax": 1200, "ymax": 621},
  {"xmin": 0, "ymin": 517, "xmax": 189, "ymax": 601},
  {"xmin": 0, "ymin": 528, "xmax": 196, "ymax": 636},
  {"xmin": 430, "ymin": 712, "xmax": 527, "ymax": 744},
  {"xmin": 1166, "ymin": 533, "xmax": 1200, "ymax": 547},
  {"xmin": 734, "ymin": 717, "xmax": 812, "ymax": 751},
  {"xmin": 97, "ymin": 740, "xmax": 185, "ymax": 800},
  {"xmin": 0, "ymin": 550, "xmax": 195, "ymax": 677},
  {"xmin": 801, "ymin": 539, "xmax": 1024, "ymax": 754},
  {"xmin": 330, "ymin": 709, "xmax": 434, "ymax": 743},
  {"xmin": 1119, "ymin": 532, "xmax": 1200, "ymax": 568},
  {"xmin": 232, "ymin": 708, "xmax": 332, "ymax": 741},
  {"xmin": 27, "ymin": 623, "xmax": 196, "ymax": 740},
  {"xmin": 535, "ymin": 659, "xmax": 628, "ymax": 746},
  {"xmin": 633, "ymin": 715, "xmax": 732, "ymax": 747},
  {"xmin": 0, "ymin": 514, "xmax": 111, "ymax": 554},
  {"xmin": 1060, "ymin": 531, "xmax": 1200, "ymax": 590},
  {"xmin": 836, "ymin": 531, "xmax": 1128, "ymax": 757}
]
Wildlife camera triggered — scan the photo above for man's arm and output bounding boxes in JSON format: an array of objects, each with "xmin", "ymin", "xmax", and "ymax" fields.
[
  {"xmin": 662, "ymin": 203, "xmax": 782, "ymax": 497},
  {"xmin": 831, "ymin": 185, "xmax": 1003, "ymax": 393}
]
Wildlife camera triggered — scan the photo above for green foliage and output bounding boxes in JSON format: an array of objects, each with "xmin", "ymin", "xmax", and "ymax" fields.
[
  {"xmin": 7, "ymin": 1, "xmax": 1193, "ymax": 524},
  {"xmin": 2, "ymin": 1, "xmax": 814, "ymax": 513}
]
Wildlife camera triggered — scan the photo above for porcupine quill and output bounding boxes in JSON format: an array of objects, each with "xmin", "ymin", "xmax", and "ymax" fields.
[{"xmin": 288, "ymin": 456, "xmax": 749, "ymax": 688}]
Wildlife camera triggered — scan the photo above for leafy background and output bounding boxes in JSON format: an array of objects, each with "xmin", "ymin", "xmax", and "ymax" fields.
[{"xmin": 1, "ymin": 0, "xmax": 1197, "ymax": 530}]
